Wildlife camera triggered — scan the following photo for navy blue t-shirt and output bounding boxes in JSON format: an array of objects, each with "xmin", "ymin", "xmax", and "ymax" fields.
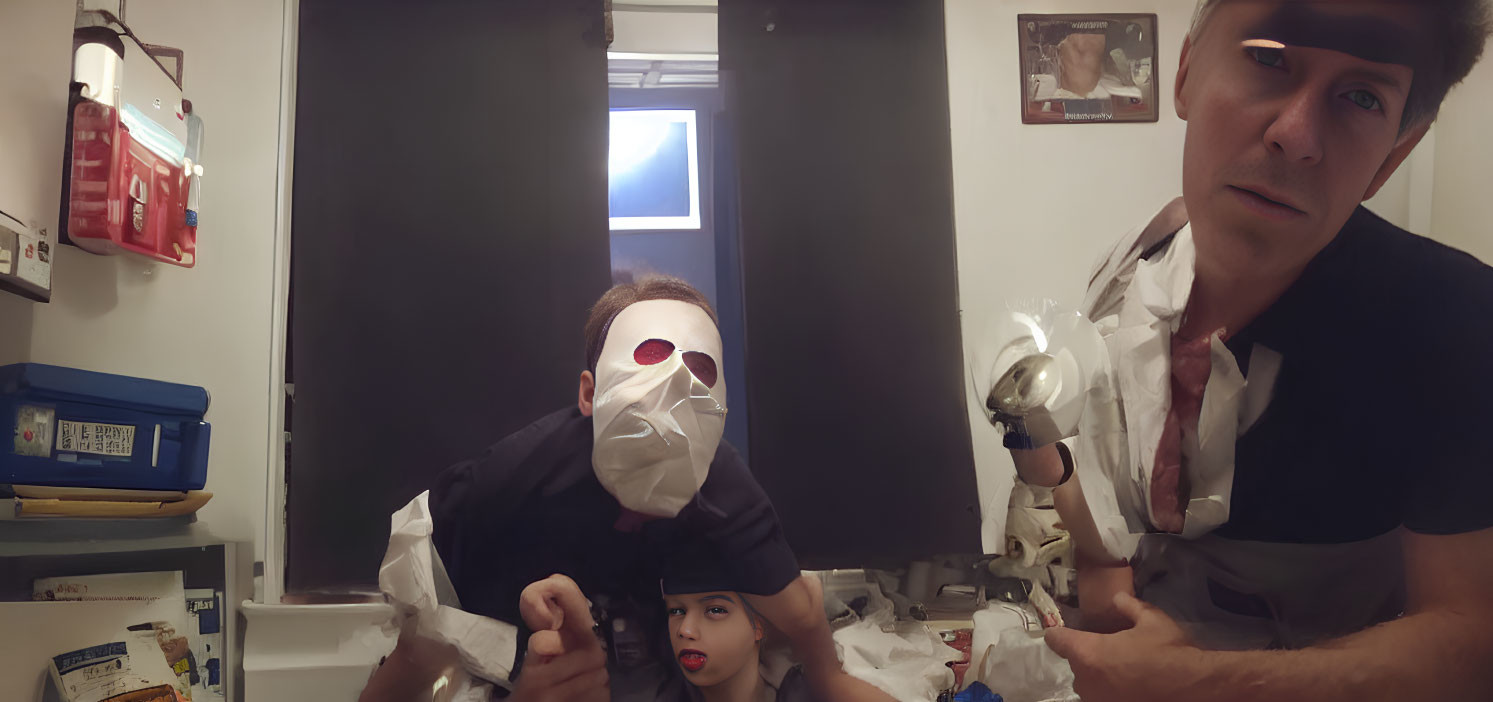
[{"xmin": 1185, "ymin": 206, "xmax": 1493, "ymax": 543}]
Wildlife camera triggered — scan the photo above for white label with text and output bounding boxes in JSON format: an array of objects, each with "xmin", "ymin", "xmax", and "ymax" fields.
[{"xmin": 57, "ymin": 421, "xmax": 136, "ymax": 457}]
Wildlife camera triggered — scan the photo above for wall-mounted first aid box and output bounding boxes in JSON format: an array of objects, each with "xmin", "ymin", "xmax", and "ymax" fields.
[{"xmin": 1, "ymin": 363, "xmax": 210, "ymax": 491}]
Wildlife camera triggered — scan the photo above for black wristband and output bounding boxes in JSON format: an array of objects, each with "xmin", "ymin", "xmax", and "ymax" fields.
[{"xmin": 1054, "ymin": 441, "xmax": 1075, "ymax": 486}]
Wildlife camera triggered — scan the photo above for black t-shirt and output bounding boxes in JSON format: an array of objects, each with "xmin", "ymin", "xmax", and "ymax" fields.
[
  {"xmin": 428, "ymin": 406, "xmax": 800, "ymax": 653},
  {"xmin": 1193, "ymin": 206, "xmax": 1493, "ymax": 543}
]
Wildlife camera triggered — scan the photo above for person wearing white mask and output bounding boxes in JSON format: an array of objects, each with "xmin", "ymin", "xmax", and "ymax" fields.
[{"xmin": 361, "ymin": 276, "xmax": 894, "ymax": 702}]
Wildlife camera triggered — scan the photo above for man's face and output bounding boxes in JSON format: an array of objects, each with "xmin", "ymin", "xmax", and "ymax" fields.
[{"xmin": 1177, "ymin": 1, "xmax": 1424, "ymax": 279}]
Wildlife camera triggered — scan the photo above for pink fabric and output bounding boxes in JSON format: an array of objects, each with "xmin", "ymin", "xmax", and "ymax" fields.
[{"xmin": 1149, "ymin": 330, "xmax": 1221, "ymax": 533}]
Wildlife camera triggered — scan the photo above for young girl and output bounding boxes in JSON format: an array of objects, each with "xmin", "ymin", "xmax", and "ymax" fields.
[{"xmin": 658, "ymin": 568, "xmax": 817, "ymax": 702}]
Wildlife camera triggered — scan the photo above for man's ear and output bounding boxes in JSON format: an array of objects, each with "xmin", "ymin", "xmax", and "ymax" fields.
[
  {"xmin": 578, "ymin": 370, "xmax": 596, "ymax": 417},
  {"xmin": 1175, "ymin": 36, "xmax": 1195, "ymax": 121},
  {"xmin": 1362, "ymin": 122, "xmax": 1431, "ymax": 201}
]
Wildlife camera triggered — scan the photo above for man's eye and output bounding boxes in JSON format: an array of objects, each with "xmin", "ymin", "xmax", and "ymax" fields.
[
  {"xmin": 1248, "ymin": 46, "xmax": 1286, "ymax": 69},
  {"xmin": 1346, "ymin": 90, "xmax": 1382, "ymax": 112}
]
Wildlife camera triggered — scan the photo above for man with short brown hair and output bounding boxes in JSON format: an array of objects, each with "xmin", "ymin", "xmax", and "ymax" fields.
[{"xmin": 1008, "ymin": 1, "xmax": 1493, "ymax": 700}]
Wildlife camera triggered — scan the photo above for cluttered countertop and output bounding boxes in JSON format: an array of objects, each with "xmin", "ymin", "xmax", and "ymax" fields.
[{"xmin": 815, "ymin": 483, "xmax": 1079, "ymax": 702}]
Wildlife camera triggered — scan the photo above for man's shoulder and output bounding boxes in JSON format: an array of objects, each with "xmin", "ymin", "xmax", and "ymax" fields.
[
  {"xmin": 430, "ymin": 406, "xmax": 591, "ymax": 523},
  {"xmin": 691, "ymin": 439, "xmax": 769, "ymax": 512},
  {"xmin": 478, "ymin": 406, "xmax": 588, "ymax": 466},
  {"xmin": 1312, "ymin": 208, "xmax": 1493, "ymax": 344},
  {"xmin": 1341, "ymin": 207, "xmax": 1493, "ymax": 297},
  {"xmin": 1252, "ymin": 206, "xmax": 1493, "ymax": 374},
  {"xmin": 1082, "ymin": 197, "xmax": 1189, "ymax": 318},
  {"xmin": 674, "ymin": 440, "xmax": 800, "ymax": 595}
]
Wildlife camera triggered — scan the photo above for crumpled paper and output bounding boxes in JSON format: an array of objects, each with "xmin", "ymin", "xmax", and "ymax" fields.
[
  {"xmin": 834, "ymin": 609, "xmax": 961, "ymax": 701},
  {"xmin": 378, "ymin": 491, "xmax": 520, "ymax": 700},
  {"xmin": 966, "ymin": 606, "xmax": 1077, "ymax": 702}
]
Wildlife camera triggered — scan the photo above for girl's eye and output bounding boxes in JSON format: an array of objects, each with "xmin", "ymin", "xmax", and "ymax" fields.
[
  {"xmin": 707, "ymin": 606, "xmax": 728, "ymax": 616},
  {"xmin": 668, "ymin": 607, "xmax": 685, "ymax": 617}
]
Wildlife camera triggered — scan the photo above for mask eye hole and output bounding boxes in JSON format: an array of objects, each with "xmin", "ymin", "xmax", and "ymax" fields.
[
  {"xmin": 683, "ymin": 351, "xmax": 718, "ymax": 388},
  {"xmin": 634, "ymin": 339, "xmax": 676, "ymax": 365}
]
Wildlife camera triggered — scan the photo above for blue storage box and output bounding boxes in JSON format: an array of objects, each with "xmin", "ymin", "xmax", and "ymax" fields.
[{"xmin": 2, "ymin": 363, "xmax": 210, "ymax": 491}]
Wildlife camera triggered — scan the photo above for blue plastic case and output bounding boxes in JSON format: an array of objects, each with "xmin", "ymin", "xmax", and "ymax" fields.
[{"xmin": 2, "ymin": 363, "xmax": 211, "ymax": 491}]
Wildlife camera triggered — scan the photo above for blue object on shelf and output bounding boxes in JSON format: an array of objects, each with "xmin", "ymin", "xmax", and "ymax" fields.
[
  {"xmin": 953, "ymin": 682, "xmax": 1002, "ymax": 702},
  {"xmin": 1, "ymin": 363, "xmax": 211, "ymax": 491}
]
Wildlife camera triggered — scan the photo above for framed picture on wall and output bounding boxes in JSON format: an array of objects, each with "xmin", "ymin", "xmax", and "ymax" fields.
[{"xmin": 1017, "ymin": 13, "xmax": 1159, "ymax": 124}]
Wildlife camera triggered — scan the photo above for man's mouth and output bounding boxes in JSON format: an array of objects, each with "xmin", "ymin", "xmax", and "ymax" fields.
[
  {"xmin": 1227, "ymin": 185, "xmax": 1308, "ymax": 220},
  {"xmin": 679, "ymin": 649, "xmax": 707, "ymax": 672}
]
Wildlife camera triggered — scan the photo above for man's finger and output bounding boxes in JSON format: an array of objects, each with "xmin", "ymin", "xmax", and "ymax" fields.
[
  {"xmin": 526, "ymin": 629, "xmax": 565, "ymax": 658},
  {"xmin": 549, "ymin": 664, "xmax": 611, "ymax": 702},
  {"xmin": 1044, "ymin": 624, "xmax": 1096, "ymax": 661},
  {"xmin": 524, "ymin": 645, "xmax": 607, "ymax": 686},
  {"xmin": 518, "ymin": 574, "xmax": 597, "ymax": 650},
  {"xmin": 518, "ymin": 579, "xmax": 564, "ymax": 632},
  {"xmin": 1111, "ymin": 591, "xmax": 1152, "ymax": 626}
]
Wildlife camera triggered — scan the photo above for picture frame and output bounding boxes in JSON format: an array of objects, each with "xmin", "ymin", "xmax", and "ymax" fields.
[{"xmin": 1017, "ymin": 13, "xmax": 1160, "ymax": 124}]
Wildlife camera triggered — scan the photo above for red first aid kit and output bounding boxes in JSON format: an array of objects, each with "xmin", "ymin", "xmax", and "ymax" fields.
[{"xmin": 62, "ymin": 12, "xmax": 203, "ymax": 267}]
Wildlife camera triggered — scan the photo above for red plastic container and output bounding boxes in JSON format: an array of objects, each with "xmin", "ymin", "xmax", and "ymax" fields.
[
  {"xmin": 65, "ymin": 22, "xmax": 200, "ymax": 267},
  {"xmin": 67, "ymin": 101, "xmax": 196, "ymax": 266}
]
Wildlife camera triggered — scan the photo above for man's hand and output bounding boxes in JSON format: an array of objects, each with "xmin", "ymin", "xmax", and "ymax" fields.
[
  {"xmin": 358, "ymin": 627, "xmax": 468, "ymax": 702},
  {"xmin": 1071, "ymin": 557, "xmax": 1136, "ymax": 633},
  {"xmin": 510, "ymin": 574, "xmax": 609, "ymax": 702},
  {"xmin": 1045, "ymin": 592, "xmax": 1207, "ymax": 702}
]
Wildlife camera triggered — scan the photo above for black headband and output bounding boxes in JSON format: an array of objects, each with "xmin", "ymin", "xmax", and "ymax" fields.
[{"xmin": 1243, "ymin": 2, "xmax": 1442, "ymax": 79}]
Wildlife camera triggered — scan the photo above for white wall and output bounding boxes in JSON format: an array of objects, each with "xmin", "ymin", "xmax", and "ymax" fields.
[
  {"xmin": 0, "ymin": 0, "xmax": 71, "ymax": 363},
  {"xmin": 943, "ymin": 0, "xmax": 1425, "ymax": 550},
  {"xmin": 946, "ymin": 0, "xmax": 1196, "ymax": 550},
  {"xmin": 3, "ymin": 0, "xmax": 287, "ymax": 562},
  {"xmin": 611, "ymin": 9, "xmax": 717, "ymax": 54},
  {"xmin": 1431, "ymin": 55, "xmax": 1493, "ymax": 263}
]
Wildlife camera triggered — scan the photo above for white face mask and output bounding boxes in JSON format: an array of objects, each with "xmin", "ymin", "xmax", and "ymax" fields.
[{"xmin": 591, "ymin": 299, "xmax": 727, "ymax": 517}]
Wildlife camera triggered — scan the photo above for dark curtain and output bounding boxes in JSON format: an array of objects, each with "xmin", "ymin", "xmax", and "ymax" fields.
[
  {"xmin": 721, "ymin": 0, "xmax": 981, "ymax": 567},
  {"xmin": 287, "ymin": 0, "xmax": 612, "ymax": 592}
]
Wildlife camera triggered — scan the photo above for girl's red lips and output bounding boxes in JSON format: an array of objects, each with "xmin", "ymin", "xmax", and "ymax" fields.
[{"xmin": 678, "ymin": 649, "xmax": 707, "ymax": 672}]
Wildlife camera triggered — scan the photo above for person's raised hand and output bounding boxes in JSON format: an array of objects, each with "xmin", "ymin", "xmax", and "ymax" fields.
[{"xmin": 510, "ymin": 574, "xmax": 609, "ymax": 702}]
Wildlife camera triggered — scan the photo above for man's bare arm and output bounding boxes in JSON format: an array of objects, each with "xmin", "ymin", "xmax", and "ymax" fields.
[{"xmin": 1048, "ymin": 528, "xmax": 1493, "ymax": 702}]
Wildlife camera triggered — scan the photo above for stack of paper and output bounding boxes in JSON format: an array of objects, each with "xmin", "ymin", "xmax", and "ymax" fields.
[{"xmin": 34, "ymin": 571, "xmax": 221, "ymax": 701}]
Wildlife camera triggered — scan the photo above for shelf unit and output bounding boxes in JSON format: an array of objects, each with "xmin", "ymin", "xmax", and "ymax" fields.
[{"xmin": 0, "ymin": 516, "xmax": 253, "ymax": 701}]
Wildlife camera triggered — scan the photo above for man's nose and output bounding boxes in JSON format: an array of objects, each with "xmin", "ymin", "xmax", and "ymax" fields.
[{"xmin": 1263, "ymin": 87, "xmax": 1328, "ymax": 165}]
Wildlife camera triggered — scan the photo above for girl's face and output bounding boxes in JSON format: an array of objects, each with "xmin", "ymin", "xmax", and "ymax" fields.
[{"xmin": 665, "ymin": 591, "xmax": 762, "ymax": 687}]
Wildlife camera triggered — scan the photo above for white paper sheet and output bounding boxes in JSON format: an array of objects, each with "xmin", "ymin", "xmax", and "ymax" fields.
[
  {"xmin": 833, "ymin": 609, "xmax": 960, "ymax": 702},
  {"xmin": 378, "ymin": 491, "xmax": 519, "ymax": 695}
]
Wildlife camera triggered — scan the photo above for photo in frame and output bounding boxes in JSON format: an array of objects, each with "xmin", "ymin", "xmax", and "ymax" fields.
[{"xmin": 1017, "ymin": 13, "xmax": 1160, "ymax": 124}]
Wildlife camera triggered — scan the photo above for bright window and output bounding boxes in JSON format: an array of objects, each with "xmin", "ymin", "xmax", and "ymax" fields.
[{"xmin": 608, "ymin": 109, "xmax": 701, "ymax": 230}]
